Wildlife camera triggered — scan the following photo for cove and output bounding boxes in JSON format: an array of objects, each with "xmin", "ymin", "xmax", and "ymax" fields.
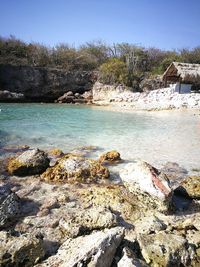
[{"xmin": 0, "ymin": 103, "xmax": 200, "ymax": 171}]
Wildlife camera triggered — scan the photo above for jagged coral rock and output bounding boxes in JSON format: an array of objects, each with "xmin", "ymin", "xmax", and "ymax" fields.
[
  {"xmin": 138, "ymin": 231, "xmax": 199, "ymax": 267},
  {"xmin": 76, "ymin": 184, "xmax": 142, "ymax": 222},
  {"xmin": 48, "ymin": 148, "xmax": 64, "ymax": 157},
  {"xmin": 41, "ymin": 154, "xmax": 109, "ymax": 183},
  {"xmin": 0, "ymin": 231, "xmax": 44, "ymax": 266},
  {"xmin": 7, "ymin": 148, "xmax": 50, "ymax": 176},
  {"xmin": 99, "ymin": 150, "xmax": 121, "ymax": 163},
  {"xmin": 59, "ymin": 206, "xmax": 117, "ymax": 238},
  {"xmin": 0, "ymin": 184, "xmax": 21, "ymax": 229},
  {"xmin": 118, "ymin": 247, "xmax": 149, "ymax": 267},
  {"xmin": 36, "ymin": 227, "xmax": 124, "ymax": 267},
  {"xmin": 178, "ymin": 176, "xmax": 200, "ymax": 199}
]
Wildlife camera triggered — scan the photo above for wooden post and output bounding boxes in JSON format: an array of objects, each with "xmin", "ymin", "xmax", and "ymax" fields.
[{"xmin": 164, "ymin": 76, "xmax": 167, "ymax": 87}]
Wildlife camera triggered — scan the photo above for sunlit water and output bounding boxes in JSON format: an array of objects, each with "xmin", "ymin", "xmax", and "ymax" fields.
[{"xmin": 0, "ymin": 103, "xmax": 200, "ymax": 171}]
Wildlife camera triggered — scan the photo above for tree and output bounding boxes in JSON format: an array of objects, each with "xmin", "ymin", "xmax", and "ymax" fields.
[
  {"xmin": 99, "ymin": 58, "xmax": 128, "ymax": 85},
  {"xmin": 79, "ymin": 40, "xmax": 109, "ymax": 66}
]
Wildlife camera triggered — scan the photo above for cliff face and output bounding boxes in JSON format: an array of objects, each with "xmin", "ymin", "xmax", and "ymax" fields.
[{"xmin": 0, "ymin": 65, "xmax": 96, "ymax": 101}]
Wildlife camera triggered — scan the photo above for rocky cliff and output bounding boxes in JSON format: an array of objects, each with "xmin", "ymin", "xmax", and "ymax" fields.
[{"xmin": 0, "ymin": 65, "xmax": 96, "ymax": 102}]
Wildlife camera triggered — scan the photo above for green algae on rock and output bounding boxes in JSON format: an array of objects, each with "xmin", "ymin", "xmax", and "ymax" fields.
[
  {"xmin": 41, "ymin": 154, "xmax": 110, "ymax": 183},
  {"xmin": 7, "ymin": 148, "xmax": 50, "ymax": 176}
]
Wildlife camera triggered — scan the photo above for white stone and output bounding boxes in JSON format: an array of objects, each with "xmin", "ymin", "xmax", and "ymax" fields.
[
  {"xmin": 36, "ymin": 227, "xmax": 124, "ymax": 267},
  {"xmin": 120, "ymin": 160, "xmax": 172, "ymax": 200}
]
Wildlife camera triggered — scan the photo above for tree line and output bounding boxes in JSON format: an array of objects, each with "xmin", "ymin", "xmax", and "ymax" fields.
[{"xmin": 1, "ymin": 35, "xmax": 200, "ymax": 88}]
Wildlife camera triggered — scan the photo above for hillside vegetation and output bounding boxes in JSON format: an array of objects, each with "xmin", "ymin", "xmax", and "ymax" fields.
[{"xmin": 1, "ymin": 35, "xmax": 200, "ymax": 89}]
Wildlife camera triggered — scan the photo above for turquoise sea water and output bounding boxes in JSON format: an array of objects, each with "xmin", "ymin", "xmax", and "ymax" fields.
[{"xmin": 0, "ymin": 103, "xmax": 200, "ymax": 171}]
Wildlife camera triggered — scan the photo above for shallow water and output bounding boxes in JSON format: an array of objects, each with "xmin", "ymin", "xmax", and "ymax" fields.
[{"xmin": 0, "ymin": 103, "xmax": 200, "ymax": 171}]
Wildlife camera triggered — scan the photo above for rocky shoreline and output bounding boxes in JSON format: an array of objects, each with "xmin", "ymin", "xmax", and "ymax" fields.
[
  {"xmin": 0, "ymin": 146, "xmax": 199, "ymax": 266},
  {"xmin": 92, "ymin": 82, "xmax": 200, "ymax": 111},
  {"xmin": 1, "ymin": 74, "xmax": 200, "ymax": 111}
]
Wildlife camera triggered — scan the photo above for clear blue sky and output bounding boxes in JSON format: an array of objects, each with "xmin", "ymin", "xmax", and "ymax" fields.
[{"xmin": 1, "ymin": 0, "xmax": 200, "ymax": 50}]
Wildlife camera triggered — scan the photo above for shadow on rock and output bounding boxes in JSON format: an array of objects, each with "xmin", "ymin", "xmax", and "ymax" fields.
[
  {"xmin": 42, "ymin": 239, "xmax": 60, "ymax": 258},
  {"xmin": 20, "ymin": 197, "xmax": 41, "ymax": 216}
]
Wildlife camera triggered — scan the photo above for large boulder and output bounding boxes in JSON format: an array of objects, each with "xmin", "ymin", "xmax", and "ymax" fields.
[
  {"xmin": 41, "ymin": 154, "xmax": 109, "ymax": 183},
  {"xmin": 0, "ymin": 231, "xmax": 44, "ymax": 266},
  {"xmin": 0, "ymin": 184, "xmax": 21, "ymax": 229},
  {"xmin": 59, "ymin": 206, "xmax": 117, "ymax": 238},
  {"xmin": 57, "ymin": 92, "xmax": 75, "ymax": 103},
  {"xmin": 7, "ymin": 148, "xmax": 50, "ymax": 176},
  {"xmin": 36, "ymin": 227, "xmax": 124, "ymax": 267},
  {"xmin": 120, "ymin": 160, "xmax": 173, "ymax": 213}
]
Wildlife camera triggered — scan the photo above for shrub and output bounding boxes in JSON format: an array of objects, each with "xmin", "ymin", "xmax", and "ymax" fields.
[{"xmin": 99, "ymin": 58, "xmax": 128, "ymax": 85}]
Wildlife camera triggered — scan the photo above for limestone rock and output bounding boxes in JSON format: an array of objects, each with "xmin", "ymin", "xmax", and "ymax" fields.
[
  {"xmin": 48, "ymin": 148, "xmax": 64, "ymax": 157},
  {"xmin": 138, "ymin": 232, "xmax": 191, "ymax": 267},
  {"xmin": 179, "ymin": 214, "xmax": 200, "ymax": 231},
  {"xmin": 58, "ymin": 93, "xmax": 75, "ymax": 103},
  {"xmin": 139, "ymin": 76, "xmax": 162, "ymax": 92},
  {"xmin": 41, "ymin": 154, "xmax": 109, "ymax": 183},
  {"xmin": 7, "ymin": 148, "xmax": 50, "ymax": 176},
  {"xmin": 59, "ymin": 206, "xmax": 117, "ymax": 238},
  {"xmin": 168, "ymin": 215, "xmax": 200, "ymax": 266},
  {"xmin": 134, "ymin": 215, "xmax": 167, "ymax": 235},
  {"xmin": 0, "ymin": 184, "xmax": 21, "ymax": 228},
  {"xmin": 36, "ymin": 227, "xmax": 124, "ymax": 267},
  {"xmin": 0, "ymin": 65, "xmax": 95, "ymax": 102},
  {"xmin": 0, "ymin": 231, "xmax": 44, "ymax": 266},
  {"xmin": 0, "ymin": 90, "xmax": 24, "ymax": 101},
  {"xmin": 92, "ymin": 82, "xmax": 200, "ymax": 110},
  {"xmin": 120, "ymin": 160, "xmax": 173, "ymax": 213},
  {"xmin": 177, "ymin": 176, "xmax": 200, "ymax": 199},
  {"xmin": 76, "ymin": 184, "xmax": 142, "ymax": 222},
  {"xmin": 82, "ymin": 90, "xmax": 93, "ymax": 100},
  {"xmin": 57, "ymin": 91, "xmax": 90, "ymax": 104},
  {"xmin": 118, "ymin": 247, "xmax": 149, "ymax": 267},
  {"xmin": 99, "ymin": 150, "xmax": 121, "ymax": 163}
]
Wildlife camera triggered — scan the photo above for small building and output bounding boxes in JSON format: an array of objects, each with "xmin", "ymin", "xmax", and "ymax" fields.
[{"xmin": 162, "ymin": 62, "xmax": 200, "ymax": 93}]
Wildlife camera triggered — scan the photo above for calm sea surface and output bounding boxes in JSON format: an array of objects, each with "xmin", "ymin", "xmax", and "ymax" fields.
[{"xmin": 0, "ymin": 103, "xmax": 200, "ymax": 171}]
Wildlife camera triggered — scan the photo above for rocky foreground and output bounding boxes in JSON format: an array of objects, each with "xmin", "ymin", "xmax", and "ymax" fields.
[{"xmin": 0, "ymin": 146, "xmax": 200, "ymax": 266}]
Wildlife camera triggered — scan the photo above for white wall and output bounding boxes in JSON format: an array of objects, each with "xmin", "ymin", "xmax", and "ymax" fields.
[{"xmin": 170, "ymin": 83, "xmax": 191, "ymax": 93}]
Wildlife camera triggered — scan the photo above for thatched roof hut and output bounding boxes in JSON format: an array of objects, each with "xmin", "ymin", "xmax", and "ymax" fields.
[{"xmin": 163, "ymin": 62, "xmax": 200, "ymax": 85}]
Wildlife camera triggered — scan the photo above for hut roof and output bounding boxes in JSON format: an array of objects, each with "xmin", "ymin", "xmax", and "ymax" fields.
[{"xmin": 163, "ymin": 62, "xmax": 200, "ymax": 81}]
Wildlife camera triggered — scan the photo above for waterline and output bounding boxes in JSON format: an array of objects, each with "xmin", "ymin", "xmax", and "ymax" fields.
[{"xmin": 0, "ymin": 103, "xmax": 200, "ymax": 171}]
